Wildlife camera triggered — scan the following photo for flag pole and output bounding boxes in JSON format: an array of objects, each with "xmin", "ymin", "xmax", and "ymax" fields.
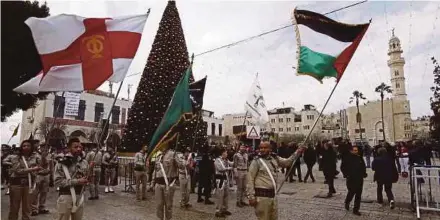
[
  {"xmin": 277, "ymin": 80, "xmax": 341, "ymax": 194},
  {"xmin": 7, "ymin": 136, "xmax": 14, "ymax": 145},
  {"xmin": 97, "ymin": 80, "xmax": 124, "ymax": 149}
]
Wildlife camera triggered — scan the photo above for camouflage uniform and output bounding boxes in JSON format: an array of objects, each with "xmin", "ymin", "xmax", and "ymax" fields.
[
  {"xmin": 247, "ymin": 153, "xmax": 296, "ymax": 220},
  {"xmin": 153, "ymin": 150, "xmax": 186, "ymax": 220},
  {"xmin": 134, "ymin": 151, "xmax": 147, "ymax": 200},
  {"xmin": 31, "ymin": 151, "xmax": 52, "ymax": 214},
  {"xmin": 233, "ymin": 151, "xmax": 248, "ymax": 206},
  {"xmin": 8, "ymin": 152, "xmax": 40, "ymax": 220},
  {"xmin": 85, "ymin": 149, "xmax": 103, "ymax": 199},
  {"xmin": 54, "ymin": 153, "xmax": 89, "ymax": 220},
  {"xmin": 214, "ymin": 157, "xmax": 233, "ymax": 217}
]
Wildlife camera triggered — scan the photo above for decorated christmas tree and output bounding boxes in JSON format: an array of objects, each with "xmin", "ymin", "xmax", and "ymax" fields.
[{"xmin": 121, "ymin": 0, "xmax": 206, "ymax": 153}]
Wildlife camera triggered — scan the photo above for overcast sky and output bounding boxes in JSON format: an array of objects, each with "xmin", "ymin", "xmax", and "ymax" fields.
[{"xmin": 2, "ymin": 0, "xmax": 439, "ymax": 145}]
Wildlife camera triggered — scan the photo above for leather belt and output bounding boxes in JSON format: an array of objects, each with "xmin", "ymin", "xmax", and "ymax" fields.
[
  {"xmin": 255, "ymin": 188, "xmax": 275, "ymax": 198},
  {"xmin": 237, "ymin": 169, "xmax": 248, "ymax": 171},
  {"xmin": 155, "ymin": 177, "xmax": 177, "ymax": 185},
  {"xmin": 10, "ymin": 177, "xmax": 29, "ymax": 186},
  {"xmin": 215, "ymin": 174, "xmax": 226, "ymax": 180},
  {"xmin": 59, "ymin": 186, "xmax": 82, "ymax": 195}
]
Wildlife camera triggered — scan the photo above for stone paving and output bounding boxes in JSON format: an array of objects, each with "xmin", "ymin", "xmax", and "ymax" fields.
[{"xmin": 2, "ymin": 161, "xmax": 440, "ymax": 220}]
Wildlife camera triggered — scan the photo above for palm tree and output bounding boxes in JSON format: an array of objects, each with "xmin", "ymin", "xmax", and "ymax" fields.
[
  {"xmin": 375, "ymin": 82, "xmax": 393, "ymax": 141},
  {"xmin": 349, "ymin": 91, "xmax": 367, "ymax": 141}
]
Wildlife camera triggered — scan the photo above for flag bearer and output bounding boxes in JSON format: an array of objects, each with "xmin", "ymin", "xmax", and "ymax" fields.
[
  {"xmin": 179, "ymin": 147, "xmax": 192, "ymax": 208},
  {"xmin": 153, "ymin": 148, "xmax": 186, "ymax": 220},
  {"xmin": 247, "ymin": 141, "xmax": 304, "ymax": 220},
  {"xmin": 214, "ymin": 148, "xmax": 233, "ymax": 217},
  {"xmin": 8, "ymin": 140, "xmax": 41, "ymax": 220},
  {"xmin": 233, "ymin": 144, "xmax": 249, "ymax": 207},
  {"xmin": 54, "ymin": 138, "xmax": 89, "ymax": 220},
  {"xmin": 134, "ymin": 145, "xmax": 148, "ymax": 200}
]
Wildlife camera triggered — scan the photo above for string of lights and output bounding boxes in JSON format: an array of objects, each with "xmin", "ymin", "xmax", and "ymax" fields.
[
  {"xmin": 419, "ymin": 3, "xmax": 440, "ymax": 89},
  {"xmin": 125, "ymin": 0, "xmax": 368, "ymax": 78}
]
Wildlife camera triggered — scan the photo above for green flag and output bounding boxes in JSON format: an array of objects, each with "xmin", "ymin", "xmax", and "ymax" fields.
[
  {"xmin": 12, "ymin": 123, "xmax": 20, "ymax": 137},
  {"xmin": 148, "ymin": 67, "xmax": 193, "ymax": 157}
]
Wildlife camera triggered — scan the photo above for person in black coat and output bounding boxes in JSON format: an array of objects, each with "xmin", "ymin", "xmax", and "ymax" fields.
[
  {"xmin": 278, "ymin": 142, "xmax": 288, "ymax": 174},
  {"xmin": 284, "ymin": 143, "xmax": 296, "ymax": 182},
  {"xmin": 197, "ymin": 150, "xmax": 215, "ymax": 204},
  {"xmin": 372, "ymin": 147, "xmax": 396, "ymax": 209},
  {"xmin": 341, "ymin": 146, "xmax": 367, "ymax": 216},
  {"xmin": 303, "ymin": 144, "xmax": 317, "ymax": 183},
  {"xmin": 321, "ymin": 141, "xmax": 337, "ymax": 197}
]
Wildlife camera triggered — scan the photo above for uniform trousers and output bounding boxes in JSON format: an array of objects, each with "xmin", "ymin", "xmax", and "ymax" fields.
[
  {"xmin": 254, "ymin": 197, "xmax": 277, "ymax": 220},
  {"xmin": 179, "ymin": 174, "xmax": 190, "ymax": 206},
  {"xmin": 31, "ymin": 175, "xmax": 50, "ymax": 212},
  {"xmin": 135, "ymin": 170, "xmax": 147, "ymax": 200},
  {"xmin": 155, "ymin": 184, "xmax": 175, "ymax": 220},
  {"xmin": 236, "ymin": 170, "xmax": 247, "ymax": 202},
  {"xmin": 56, "ymin": 194, "xmax": 84, "ymax": 220},
  {"xmin": 215, "ymin": 180, "xmax": 228, "ymax": 212},
  {"xmin": 105, "ymin": 168, "xmax": 117, "ymax": 186},
  {"xmin": 88, "ymin": 168, "xmax": 101, "ymax": 198},
  {"xmin": 8, "ymin": 185, "xmax": 31, "ymax": 220}
]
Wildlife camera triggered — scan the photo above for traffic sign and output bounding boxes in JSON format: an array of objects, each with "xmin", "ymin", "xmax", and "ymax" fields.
[{"xmin": 246, "ymin": 126, "xmax": 260, "ymax": 139}]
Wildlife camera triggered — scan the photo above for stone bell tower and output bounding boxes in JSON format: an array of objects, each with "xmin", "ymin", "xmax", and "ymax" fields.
[{"xmin": 387, "ymin": 29, "xmax": 407, "ymax": 101}]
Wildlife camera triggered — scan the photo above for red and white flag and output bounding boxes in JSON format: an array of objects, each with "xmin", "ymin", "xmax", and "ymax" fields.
[{"xmin": 14, "ymin": 12, "xmax": 150, "ymax": 94}]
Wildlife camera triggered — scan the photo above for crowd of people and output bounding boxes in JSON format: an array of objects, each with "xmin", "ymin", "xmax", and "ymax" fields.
[{"xmin": 1, "ymin": 137, "xmax": 438, "ymax": 220}]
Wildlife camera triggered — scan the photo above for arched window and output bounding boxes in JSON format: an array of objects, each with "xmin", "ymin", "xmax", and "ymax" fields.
[
  {"xmin": 396, "ymin": 83, "xmax": 400, "ymax": 88},
  {"xmin": 394, "ymin": 70, "xmax": 399, "ymax": 76}
]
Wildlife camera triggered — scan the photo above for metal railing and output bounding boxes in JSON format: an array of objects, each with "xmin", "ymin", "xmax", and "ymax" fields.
[
  {"xmin": 410, "ymin": 165, "xmax": 440, "ymax": 219},
  {"xmin": 117, "ymin": 157, "xmax": 136, "ymax": 193}
]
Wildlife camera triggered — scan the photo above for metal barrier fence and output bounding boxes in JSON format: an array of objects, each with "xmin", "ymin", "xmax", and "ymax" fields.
[
  {"xmin": 118, "ymin": 157, "xmax": 136, "ymax": 193},
  {"xmin": 410, "ymin": 165, "xmax": 440, "ymax": 219}
]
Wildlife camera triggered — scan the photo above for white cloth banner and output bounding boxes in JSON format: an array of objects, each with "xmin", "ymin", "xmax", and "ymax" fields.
[
  {"xmin": 64, "ymin": 92, "xmax": 81, "ymax": 116},
  {"xmin": 244, "ymin": 75, "xmax": 269, "ymax": 125}
]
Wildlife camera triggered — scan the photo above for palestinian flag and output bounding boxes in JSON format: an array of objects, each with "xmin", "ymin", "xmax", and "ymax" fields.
[
  {"xmin": 292, "ymin": 9, "xmax": 370, "ymax": 83},
  {"xmin": 148, "ymin": 66, "xmax": 194, "ymax": 159}
]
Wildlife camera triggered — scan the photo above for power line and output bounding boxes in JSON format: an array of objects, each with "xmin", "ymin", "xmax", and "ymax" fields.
[
  {"xmin": 125, "ymin": 0, "xmax": 368, "ymax": 78},
  {"xmin": 194, "ymin": 0, "xmax": 368, "ymax": 57}
]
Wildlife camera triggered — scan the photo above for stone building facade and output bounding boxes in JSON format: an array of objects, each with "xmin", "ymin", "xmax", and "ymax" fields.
[
  {"xmin": 346, "ymin": 32, "xmax": 412, "ymax": 145},
  {"xmin": 222, "ymin": 104, "xmax": 345, "ymax": 141}
]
